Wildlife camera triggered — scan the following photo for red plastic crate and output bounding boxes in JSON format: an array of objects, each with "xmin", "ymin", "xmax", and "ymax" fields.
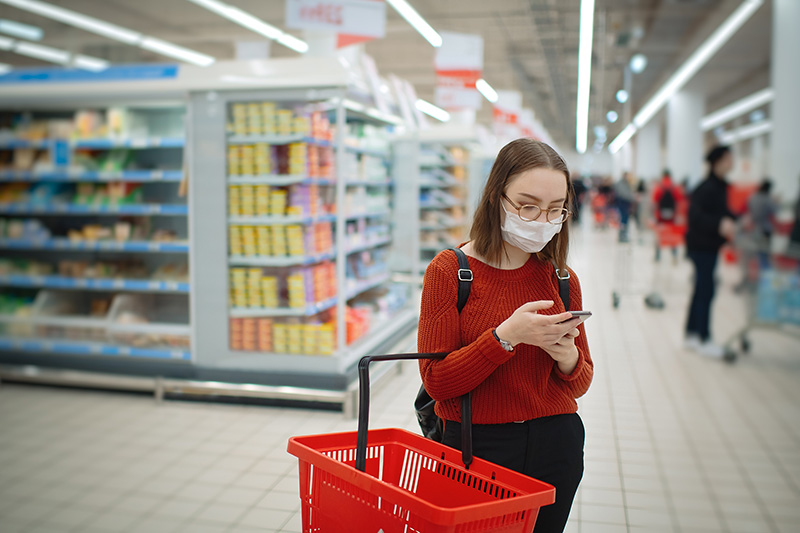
[{"xmin": 287, "ymin": 427, "xmax": 555, "ymax": 533}]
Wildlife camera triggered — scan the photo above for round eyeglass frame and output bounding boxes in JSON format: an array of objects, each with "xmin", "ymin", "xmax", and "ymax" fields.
[{"xmin": 502, "ymin": 194, "xmax": 571, "ymax": 224}]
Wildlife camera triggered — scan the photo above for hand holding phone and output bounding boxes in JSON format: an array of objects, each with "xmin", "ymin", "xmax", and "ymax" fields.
[{"xmin": 558, "ymin": 310, "xmax": 592, "ymax": 325}]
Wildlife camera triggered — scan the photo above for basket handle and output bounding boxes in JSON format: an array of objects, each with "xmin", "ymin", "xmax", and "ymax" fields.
[{"xmin": 356, "ymin": 353, "xmax": 473, "ymax": 472}]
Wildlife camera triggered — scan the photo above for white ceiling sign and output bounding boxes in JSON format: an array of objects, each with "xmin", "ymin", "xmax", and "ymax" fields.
[{"xmin": 286, "ymin": 0, "xmax": 386, "ymax": 39}]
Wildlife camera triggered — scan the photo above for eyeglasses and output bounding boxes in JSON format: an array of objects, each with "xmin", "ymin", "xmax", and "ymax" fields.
[{"xmin": 503, "ymin": 194, "xmax": 570, "ymax": 224}]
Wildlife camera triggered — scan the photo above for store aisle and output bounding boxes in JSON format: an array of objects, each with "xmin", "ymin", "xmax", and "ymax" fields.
[{"xmin": 1, "ymin": 222, "xmax": 799, "ymax": 533}]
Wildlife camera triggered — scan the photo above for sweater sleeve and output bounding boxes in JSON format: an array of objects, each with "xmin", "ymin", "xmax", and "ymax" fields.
[
  {"xmin": 417, "ymin": 253, "xmax": 514, "ymax": 402},
  {"xmin": 552, "ymin": 268, "xmax": 593, "ymax": 398}
]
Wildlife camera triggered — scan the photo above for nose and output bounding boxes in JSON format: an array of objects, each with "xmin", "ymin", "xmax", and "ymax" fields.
[{"xmin": 534, "ymin": 209, "xmax": 548, "ymax": 223}]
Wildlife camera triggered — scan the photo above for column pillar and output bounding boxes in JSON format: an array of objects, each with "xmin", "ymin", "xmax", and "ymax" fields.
[
  {"xmin": 666, "ymin": 79, "xmax": 705, "ymax": 188},
  {"xmin": 635, "ymin": 112, "xmax": 662, "ymax": 182},
  {"xmin": 770, "ymin": 0, "xmax": 800, "ymax": 200}
]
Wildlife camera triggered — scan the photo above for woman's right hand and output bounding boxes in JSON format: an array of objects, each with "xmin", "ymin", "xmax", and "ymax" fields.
[{"xmin": 494, "ymin": 300, "xmax": 578, "ymax": 349}]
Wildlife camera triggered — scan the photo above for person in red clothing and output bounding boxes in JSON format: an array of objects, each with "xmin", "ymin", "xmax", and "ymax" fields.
[
  {"xmin": 418, "ymin": 138, "xmax": 593, "ymax": 533},
  {"xmin": 652, "ymin": 169, "xmax": 685, "ymax": 262}
]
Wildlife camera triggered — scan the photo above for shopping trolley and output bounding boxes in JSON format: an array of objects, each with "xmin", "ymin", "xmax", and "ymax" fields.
[
  {"xmin": 287, "ymin": 353, "xmax": 556, "ymax": 533},
  {"xmin": 724, "ymin": 226, "xmax": 800, "ymax": 356}
]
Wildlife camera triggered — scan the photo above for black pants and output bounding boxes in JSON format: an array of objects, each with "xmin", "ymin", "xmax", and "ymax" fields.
[
  {"xmin": 686, "ymin": 250, "xmax": 718, "ymax": 341},
  {"xmin": 442, "ymin": 413, "xmax": 585, "ymax": 533}
]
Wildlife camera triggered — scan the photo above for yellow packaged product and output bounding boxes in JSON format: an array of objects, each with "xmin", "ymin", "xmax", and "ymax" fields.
[
  {"xmin": 273, "ymin": 323, "xmax": 288, "ymax": 353},
  {"xmin": 318, "ymin": 324, "xmax": 335, "ymax": 355},
  {"xmin": 287, "ymin": 323, "xmax": 302, "ymax": 354},
  {"xmin": 270, "ymin": 190, "xmax": 287, "ymax": 216}
]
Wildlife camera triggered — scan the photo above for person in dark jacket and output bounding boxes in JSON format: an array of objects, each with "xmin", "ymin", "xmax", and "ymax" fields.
[{"xmin": 684, "ymin": 145, "xmax": 736, "ymax": 360}]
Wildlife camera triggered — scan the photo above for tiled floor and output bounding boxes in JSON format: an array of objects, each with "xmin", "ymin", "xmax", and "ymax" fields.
[{"xmin": 1, "ymin": 221, "xmax": 799, "ymax": 532}]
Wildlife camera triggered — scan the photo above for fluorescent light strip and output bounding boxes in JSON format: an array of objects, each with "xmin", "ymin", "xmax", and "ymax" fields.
[
  {"xmin": 476, "ymin": 78, "xmax": 498, "ymax": 103},
  {"xmin": 701, "ymin": 87, "xmax": 773, "ymax": 130},
  {"xmin": 73, "ymin": 54, "xmax": 110, "ymax": 72},
  {"xmin": 0, "ymin": 35, "xmax": 14, "ymax": 49},
  {"xmin": 719, "ymin": 120, "xmax": 772, "ymax": 144},
  {"xmin": 415, "ymin": 99, "xmax": 450, "ymax": 122},
  {"xmin": 0, "ymin": 62, "xmax": 11, "ymax": 74},
  {"xmin": 0, "ymin": 0, "xmax": 215, "ymax": 66},
  {"xmin": 15, "ymin": 41, "xmax": 69, "ymax": 63},
  {"xmin": 575, "ymin": 0, "xmax": 595, "ymax": 154},
  {"xmin": 0, "ymin": 19, "xmax": 43, "ymax": 40},
  {"xmin": 387, "ymin": 0, "xmax": 442, "ymax": 47},
  {"xmin": 609, "ymin": 0, "xmax": 763, "ymax": 152},
  {"xmin": 185, "ymin": 0, "xmax": 307, "ymax": 53}
]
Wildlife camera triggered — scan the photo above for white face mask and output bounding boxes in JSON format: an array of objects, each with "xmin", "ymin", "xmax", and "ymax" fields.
[{"xmin": 501, "ymin": 204, "xmax": 562, "ymax": 253}]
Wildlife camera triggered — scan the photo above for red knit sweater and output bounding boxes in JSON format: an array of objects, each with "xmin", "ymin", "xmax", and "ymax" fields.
[{"xmin": 418, "ymin": 249, "xmax": 593, "ymax": 425}]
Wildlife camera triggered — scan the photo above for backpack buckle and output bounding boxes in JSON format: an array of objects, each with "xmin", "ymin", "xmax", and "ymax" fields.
[
  {"xmin": 555, "ymin": 268, "xmax": 570, "ymax": 280},
  {"xmin": 457, "ymin": 269, "xmax": 473, "ymax": 282}
]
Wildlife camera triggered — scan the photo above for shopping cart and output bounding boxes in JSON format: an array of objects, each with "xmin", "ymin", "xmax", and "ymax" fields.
[
  {"xmin": 724, "ymin": 229, "xmax": 800, "ymax": 356},
  {"xmin": 287, "ymin": 353, "xmax": 555, "ymax": 533}
]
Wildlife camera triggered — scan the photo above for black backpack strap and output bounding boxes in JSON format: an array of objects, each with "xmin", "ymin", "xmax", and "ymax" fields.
[
  {"xmin": 449, "ymin": 247, "xmax": 472, "ymax": 313},
  {"xmin": 554, "ymin": 263, "xmax": 570, "ymax": 311}
]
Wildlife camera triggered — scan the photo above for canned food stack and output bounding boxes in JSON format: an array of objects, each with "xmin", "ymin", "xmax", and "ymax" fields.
[
  {"xmin": 254, "ymin": 184, "xmax": 270, "ymax": 216},
  {"xmin": 288, "ymin": 143, "xmax": 307, "ymax": 176},
  {"xmin": 230, "ymin": 268, "xmax": 247, "ymax": 308},
  {"xmin": 231, "ymin": 103, "xmax": 248, "ymax": 136},
  {"xmin": 228, "ymin": 146, "xmax": 241, "ymax": 176},
  {"xmin": 287, "ymin": 322, "xmax": 303, "ymax": 354},
  {"xmin": 239, "ymin": 185, "xmax": 254, "ymax": 217},
  {"xmin": 287, "ymin": 271, "xmax": 306, "ymax": 309},
  {"xmin": 256, "ymin": 226, "xmax": 271, "ymax": 256},
  {"xmin": 271, "ymin": 224, "xmax": 288, "ymax": 256},
  {"xmin": 294, "ymin": 116, "xmax": 310, "ymax": 136},
  {"xmin": 270, "ymin": 189, "xmax": 287, "ymax": 217},
  {"xmin": 261, "ymin": 102, "xmax": 276, "ymax": 135},
  {"xmin": 273, "ymin": 323, "xmax": 288, "ymax": 353},
  {"xmin": 255, "ymin": 144, "xmax": 272, "ymax": 176},
  {"xmin": 257, "ymin": 318, "xmax": 272, "ymax": 351},
  {"xmin": 229, "ymin": 185, "xmax": 241, "ymax": 215},
  {"xmin": 277, "ymin": 109, "xmax": 294, "ymax": 136},
  {"xmin": 229, "ymin": 226, "xmax": 242, "ymax": 256},
  {"xmin": 241, "ymin": 226, "xmax": 256, "ymax": 257},
  {"xmin": 286, "ymin": 225, "xmax": 305, "ymax": 257},
  {"xmin": 261, "ymin": 276, "xmax": 279, "ymax": 308}
]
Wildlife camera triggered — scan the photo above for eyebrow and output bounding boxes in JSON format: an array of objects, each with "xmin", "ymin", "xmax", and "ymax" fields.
[{"xmin": 516, "ymin": 192, "xmax": 566, "ymax": 205}]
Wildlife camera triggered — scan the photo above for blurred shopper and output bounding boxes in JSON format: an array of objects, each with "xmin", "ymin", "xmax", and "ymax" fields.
[
  {"xmin": 652, "ymin": 170, "xmax": 685, "ymax": 262},
  {"xmin": 791, "ymin": 176, "xmax": 800, "ymax": 255},
  {"xmin": 613, "ymin": 172, "xmax": 635, "ymax": 242},
  {"xmin": 419, "ymin": 139, "xmax": 593, "ymax": 532},
  {"xmin": 684, "ymin": 145, "xmax": 736, "ymax": 359},
  {"xmin": 570, "ymin": 173, "xmax": 588, "ymax": 223}
]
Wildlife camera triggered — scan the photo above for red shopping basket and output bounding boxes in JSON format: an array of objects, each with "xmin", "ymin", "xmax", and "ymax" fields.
[{"xmin": 287, "ymin": 353, "xmax": 556, "ymax": 533}]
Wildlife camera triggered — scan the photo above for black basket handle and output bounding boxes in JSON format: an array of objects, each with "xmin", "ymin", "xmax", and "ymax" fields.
[{"xmin": 356, "ymin": 353, "xmax": 473, "ymax": 472}]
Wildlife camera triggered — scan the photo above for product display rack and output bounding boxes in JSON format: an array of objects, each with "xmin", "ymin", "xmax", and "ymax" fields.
[{"xmin": 0, "ymin": 102, "xmax": 192, "ymax": 363}]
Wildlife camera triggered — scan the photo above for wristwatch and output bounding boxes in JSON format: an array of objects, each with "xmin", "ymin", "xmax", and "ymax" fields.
[{"xmin": 492, "ymin": 329, "xmax": 514, "ymax": 352}]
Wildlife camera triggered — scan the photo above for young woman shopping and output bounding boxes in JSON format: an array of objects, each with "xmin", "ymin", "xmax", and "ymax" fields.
[{"xmin": 418, "ymin": 138, "xmax": 593, "ymax": 533}]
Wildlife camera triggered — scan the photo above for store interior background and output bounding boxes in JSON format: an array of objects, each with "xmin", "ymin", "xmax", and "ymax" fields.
[{"xmin": 0, "ymin": 0, "xmax": 799, "ymax": 532}]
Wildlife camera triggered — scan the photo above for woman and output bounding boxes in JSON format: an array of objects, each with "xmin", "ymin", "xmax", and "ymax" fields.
[
  {"xmin": 684, "ymin": 145, "xmax": 736, "ymax": 359},
  {"xmin": 418, "ymin": 138, "xmax": 593, "ymax": 532}
]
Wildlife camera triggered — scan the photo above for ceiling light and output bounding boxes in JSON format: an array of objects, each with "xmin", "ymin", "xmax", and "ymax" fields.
[
  {"xmin": 0, "ymin": 0, "xmax": 216, "ymax": 66},
  {"xmin": 185, "ymin": 0, "xmax": 308, "ymax": 53},
  {"xmin": 575, "ymin": 0, "xmax": 595, "ymax": 154},
  {"xmin": 609, "ymin": 124, "xmax": 636, "ymax": 154},
  {"xmin": 140, "ymin": 36, "xmax": 215, "ymax": 67},
  {"xmin": 0, "ymin": 62, "xmax": 11, "ymax": 74},
  {"xmin": 629, "ymin": 53, "xmax": 647, "ymax": 74},
  {"xmin": 719, "ymin": 120, "xmax": 772, "ymax": 144},
  {"xmin": 616, "ymin": 89, "xmax": 629, "ymax": 104},
  {"xmin": 73, "ymin": 54, "xmax": 109, "ymax": 71},
  {"xmin": 609, "ymin": 0, "xmax": 763, "ymax": 153},
  {"xmin": 606, "ymin": 110, "xmax": 618, "ymax": 123},
  {"xmin": 415, "ymin": 99, "xmax": 450, "ymax": 122},
  {"xmin": 476, "ymin": 78, "xmax": 498, "ymax": 103},
  {"xmin": 701, "ymin": 87, "xmax": 773, "ymax": 130},
  {"xmin": 749, "ymin": 110, "xmax": 765, "ymax": 122},
  {"xmin": 14, "ymin": 41, "xmax": 69, "ymax": 64},
  {"xmin": 387, "ymin": 0, "xmax": 442, "ymax": 47},
  {"xmin": 0, "ymin": 0, "xmax": 141, "ymax": 44},
  {"xmin": 0, "ymin": 19, "xmax": 42, "ymax": 40},
  {"xmin": 0, "ymin": 35, "xmax": 14, "ymax": 49}
]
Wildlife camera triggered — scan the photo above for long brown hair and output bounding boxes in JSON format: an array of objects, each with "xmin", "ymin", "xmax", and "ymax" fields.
[{"xmin": 469, "ymin": 138, "xmax": 573, "ymax": 269}]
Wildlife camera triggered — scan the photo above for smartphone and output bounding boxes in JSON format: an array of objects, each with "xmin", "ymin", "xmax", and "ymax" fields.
[{"xmin": 558, "ymin": 310, "xmax": 592, "ymax": 324}]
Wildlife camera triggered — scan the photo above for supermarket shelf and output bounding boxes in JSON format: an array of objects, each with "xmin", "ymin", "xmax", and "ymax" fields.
[
  {"xmin": 0, "ymin": 336, "xmax": 190, "ymax": 360},
  {"xmin": 228, "ymin": 214, "xmax": 336, "ymax": 225},
  {"xmin": 420, "ymin": 179, "xmax": 462, "ymax": 189},
  {"xmin": 0, "ymin": 238, "xmax": 189, "ymax": 253},
  {"xmin": 73, "ymin": 138, "xmax": 185, "ymax": 149},
  {"xmin": 345, "ymin": 209, "xmax": 392, "ymax": 221},
  {"xmin": 346, "ymin": 237, "xmax": 391, "ymax": 255},
  {"xmin": 343, "ymin": 145, "xmax": 390, "ymax": 160},
  {"xmin": 0, "ymin": 202, "xmax": 188, "ymax": 216},
  {"xmin": 345, "ymin": 179, "xmax": 393, "ymax": 187},
  {"xmin": 228, "ymin": 250, "xmax": 336, "ymax": 267},
  {"xmin": 419, "ymin": 156, "xmax": 458, "ymax": 168},
  {"xmin": 0, "ymin": 139, "xmax": 51, "ymax": 149},
  {"xmin": 229, "ymin": 296, "xmax": 337, "ymax": 318},
  {"xmin": 0, "ymin": 314, "xmax": 191, "ymax": 337},
  {"xmin": 227, "ymin": 174, "xmax": 334, "ymax": 186},
  {"xmin": 0, "ymin": 275, "xmax": 190, "ymax": 293},
  {"xmin": 420, "ymin": 200, "xmax": 461, "ymax": 209},
  {"xmin": 0, "ymin": 169, "xmax": 184, "ymax": 182},
  {"xmin": 346, "ymin": 273, "xmax": 390, "ymax": 299},
  {"xmin": 420, "ymin": 220, "xmax": 466, "ymax": 231},
  {"xmin": 420, "ymin": 244, "xmax": 449, "ymax": 252},
  {"xmin": 227, "ymin": 134, "xmax": 332, "ymax": 147}
]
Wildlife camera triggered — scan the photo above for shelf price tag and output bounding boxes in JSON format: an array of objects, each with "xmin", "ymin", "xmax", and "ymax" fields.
[{"xmin": 286, "ymin": 0, "xmax": 385, "ymax": 38}]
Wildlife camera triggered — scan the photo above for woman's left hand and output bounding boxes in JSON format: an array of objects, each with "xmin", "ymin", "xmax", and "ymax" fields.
[{"xmin": 542, "ymin": 328, "xmax": 580, "ymax": 375}]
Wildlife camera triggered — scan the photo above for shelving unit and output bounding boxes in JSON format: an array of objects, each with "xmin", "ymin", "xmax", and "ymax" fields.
[{"xmin": 0, "ymin": 103, "xmax": 192, "ymax": 362}]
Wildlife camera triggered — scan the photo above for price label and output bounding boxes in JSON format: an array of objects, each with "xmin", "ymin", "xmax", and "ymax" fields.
[
  {"xmin": 113, "ymin": 279, "xmax": 125, "ymax": 289},
  {"xmin": 75, "ymin": 278, "xmax": 89, "ymax": 288},
  {"xmin": 118, "ymin": 346, "xmax": 131, "ymax": 356},
  {"xmin": 151, "ymin": 170, "xmax": 163, "ymax": 181},
  {"xmin": 131, "ymin": 138, "xmax": 149, "ymax": 149}
]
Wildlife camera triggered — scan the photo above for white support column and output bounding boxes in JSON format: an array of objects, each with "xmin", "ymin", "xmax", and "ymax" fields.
[
  {"xmin": 770, "ymin": 0, "xmax": 800, "ymax": 200},
  {"xmin": 635, "ymin": 113, "xmax": 662, "ymax": 182},
  {"xmin": 666, "ymin": 80, "xmax": 705, "ymax": 189}
]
